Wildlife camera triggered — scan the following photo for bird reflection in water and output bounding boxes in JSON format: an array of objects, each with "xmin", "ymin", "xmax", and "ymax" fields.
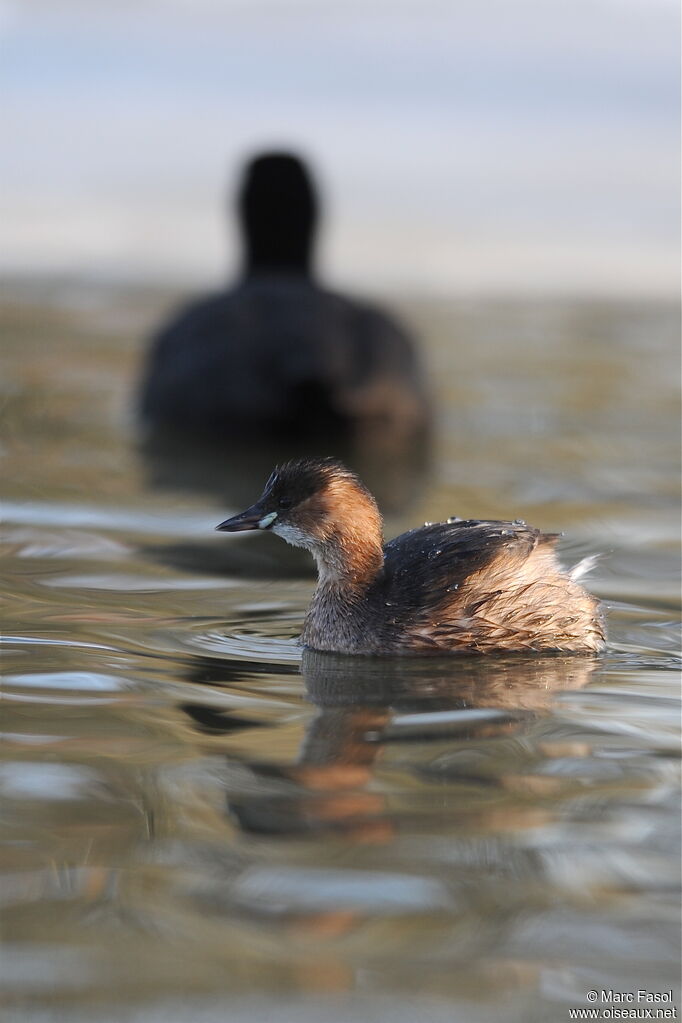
[
  {"xmin": 174, "ymin": 652, "xmax": 596, "ymax": 948},
  {"xmin": 179, "ymin": 651, "xmax": 597, "ymax": 843}
]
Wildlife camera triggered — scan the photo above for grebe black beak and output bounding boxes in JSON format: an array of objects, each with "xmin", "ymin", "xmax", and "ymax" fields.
[{"xmin": 215, "ymin": 504, "xmax": 277, "ymax": 532}]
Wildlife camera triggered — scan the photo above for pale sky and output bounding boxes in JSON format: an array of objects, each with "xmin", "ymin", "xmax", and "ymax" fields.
[{"xmin": 1, "ymin": 0, "xmax": 679, "ymax": 294}]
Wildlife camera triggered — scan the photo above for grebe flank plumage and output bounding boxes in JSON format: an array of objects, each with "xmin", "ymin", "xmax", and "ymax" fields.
[{"xmin": 216, "ymin": 458, "xmax": 605, "ymax": 655}]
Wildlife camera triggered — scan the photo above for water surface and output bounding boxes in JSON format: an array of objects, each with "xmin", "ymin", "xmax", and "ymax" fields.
[{"xmin": 1, "ymin": 286, "xmax": 680, "ymax": 1021}]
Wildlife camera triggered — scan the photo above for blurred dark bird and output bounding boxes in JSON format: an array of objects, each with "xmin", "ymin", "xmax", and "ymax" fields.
[{"xmin": 139, "ymin": 152, "xmax": 428, "ymax": 438}]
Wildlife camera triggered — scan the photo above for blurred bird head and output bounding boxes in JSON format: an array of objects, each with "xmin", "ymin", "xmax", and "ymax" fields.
[{"xmin": 237, "ymin": 150, "xmax": 319, "ymax": 275}]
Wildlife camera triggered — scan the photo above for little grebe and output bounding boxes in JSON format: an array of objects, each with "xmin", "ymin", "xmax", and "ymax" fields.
[{"xmin": 216, "ymin": 458, "xmax": 605, "ymax": 655}]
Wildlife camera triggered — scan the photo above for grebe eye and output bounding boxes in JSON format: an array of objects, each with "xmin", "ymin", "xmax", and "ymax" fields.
[{"xmin": 278, "ymin": 496, "xmax": 293, "ymax": 510}]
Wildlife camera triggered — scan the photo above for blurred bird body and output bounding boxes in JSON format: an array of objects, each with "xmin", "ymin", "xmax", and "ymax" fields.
[{"xmin": 139, "ymin": 153, "xmax": 428, "ymax": 437}]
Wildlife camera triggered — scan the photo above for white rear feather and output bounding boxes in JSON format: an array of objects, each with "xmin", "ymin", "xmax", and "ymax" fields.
[{"xmin": 568, "ymin": 554, "xmax": 601, "ymax": 581}]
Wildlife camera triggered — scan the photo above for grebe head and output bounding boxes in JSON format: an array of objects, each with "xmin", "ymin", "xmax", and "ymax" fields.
[{"xmin": 216, "ymin": 458, "xmax": 383, "ymax": 579}]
